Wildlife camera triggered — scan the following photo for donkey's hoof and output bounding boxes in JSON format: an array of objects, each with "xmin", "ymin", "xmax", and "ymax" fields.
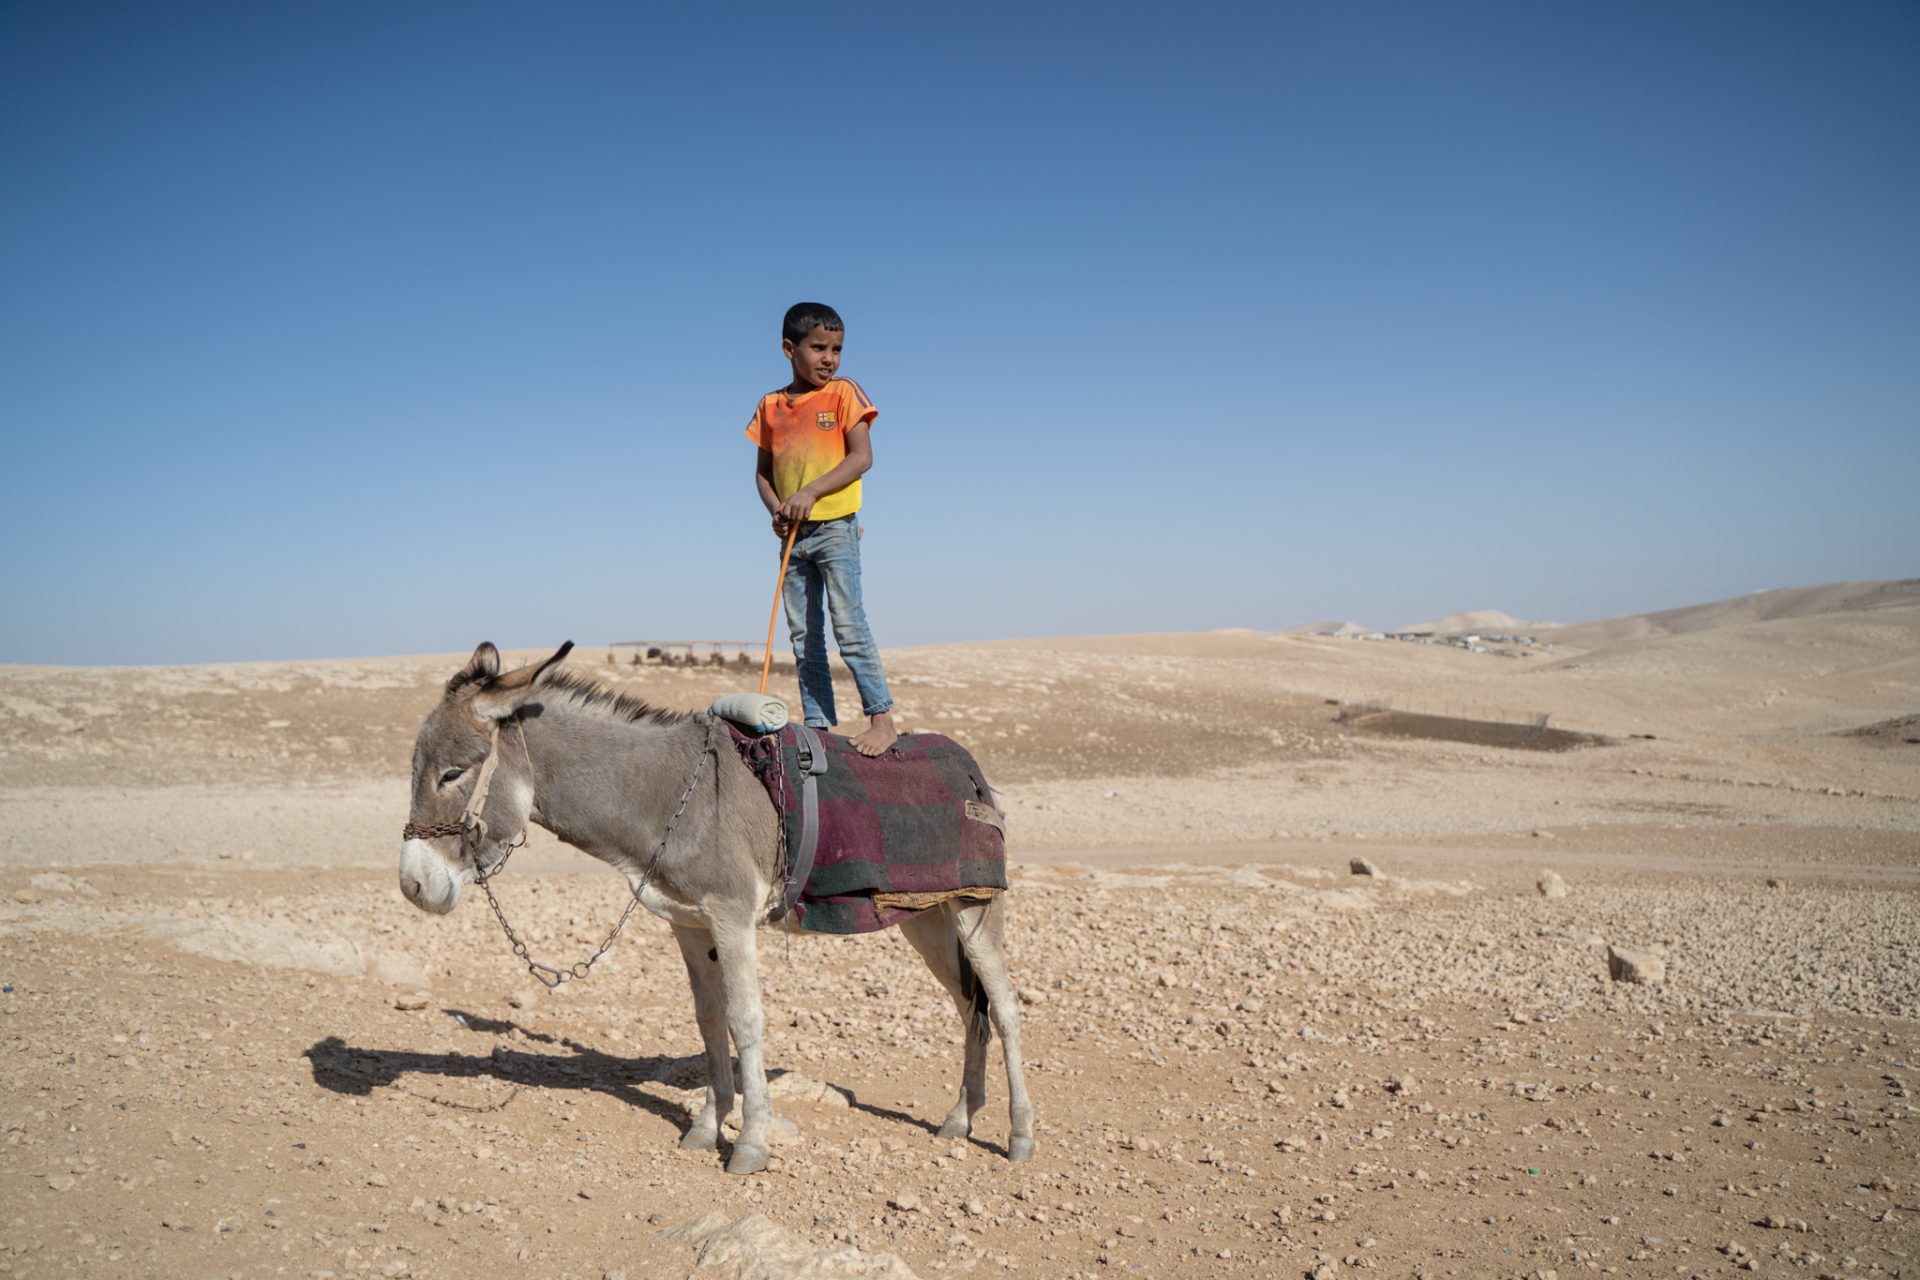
[
  {"xmin": 726, "ymin": 1143, "xmax": 769, "ymax": 1175},
  {"xmin": 1007, "ymin": 1136, "xmax": 1036, "ymax": 1163},
  {"xmin": 936, "ymin": 1113, "xmax": 972, "ymax": 1140},
  {"xmin": 680, "ymin": 1125, "xmax": 719, "ymax": 1152}
]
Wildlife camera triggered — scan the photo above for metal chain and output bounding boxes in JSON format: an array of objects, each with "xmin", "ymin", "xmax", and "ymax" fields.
[{"xmin": 472, "ymin": 713, "xmax": 721, "ymax": 989}]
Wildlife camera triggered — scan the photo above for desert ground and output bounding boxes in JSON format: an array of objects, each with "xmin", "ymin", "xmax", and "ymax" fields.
[{"xmin": 2, "ymin": 580, "xmax": 1916, "ymax": 1280}]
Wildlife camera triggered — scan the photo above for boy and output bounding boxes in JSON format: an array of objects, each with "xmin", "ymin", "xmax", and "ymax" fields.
[{"xmin": 746, "ymin": 302, "xmax": 897, "ymax": 756}]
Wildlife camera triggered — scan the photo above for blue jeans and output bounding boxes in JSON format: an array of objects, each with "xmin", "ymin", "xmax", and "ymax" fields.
[{"xmin": 781, "ymin": 516, "xmax": 893, "ymax": 730}]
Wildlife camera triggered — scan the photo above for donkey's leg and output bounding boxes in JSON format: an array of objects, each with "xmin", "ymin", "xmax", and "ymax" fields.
[
  {"xmin": 954, "ymin": 896, "xmax": 1036, "ymax": 1162},
  {"xmin": 899, "ymin": 907, "xmax": 990, "ymax": 1140},
  {"xmin": 671, "ymin": 924, "xmax": 733, "ymax": 1152},
  {"xmin": 709, "ymin": 914, "xmax": 773, "ymax": 1175}
]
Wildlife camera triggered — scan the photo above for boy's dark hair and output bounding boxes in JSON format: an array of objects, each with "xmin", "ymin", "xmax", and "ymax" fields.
[{"xmin": 783, "ymin": 302, "xmax": 844, "ymax": 344}]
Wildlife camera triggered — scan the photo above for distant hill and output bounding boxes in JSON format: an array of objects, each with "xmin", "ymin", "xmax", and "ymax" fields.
[
  {"xmin": 1288, "ymin": 620, "xmax": 1376, "ymax": 638},
  {"xmin": 1392, "ymin": 609, "xmax": 1551, "ymax": 635},
  {"xmin": 1539, "ymin": 579, "xmax": 1920, "ymax": 650}
]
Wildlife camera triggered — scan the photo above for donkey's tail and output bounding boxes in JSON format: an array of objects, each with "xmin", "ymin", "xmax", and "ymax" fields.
[{"xmin": 957, "ymin": 943, "xmax": 992, "ymax": 1044}]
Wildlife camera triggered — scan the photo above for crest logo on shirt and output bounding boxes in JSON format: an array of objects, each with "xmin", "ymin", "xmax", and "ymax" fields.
[{"xmin": 816, "ymin": 411, "xmax": 837, "ymax": 431}]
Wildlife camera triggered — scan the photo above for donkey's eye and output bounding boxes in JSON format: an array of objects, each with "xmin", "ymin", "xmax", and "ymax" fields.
[{"xmin": 439, "ymin": 767, "xmax": 467, "ymax": 786}]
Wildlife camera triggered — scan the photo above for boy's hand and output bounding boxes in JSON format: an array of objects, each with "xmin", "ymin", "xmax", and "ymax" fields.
[{"xmin": 778, "ymin": 489, "xmax": 817, "ymax": 525}]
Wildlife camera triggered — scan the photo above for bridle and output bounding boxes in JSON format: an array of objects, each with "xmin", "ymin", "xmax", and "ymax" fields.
[
  {"xmin": 401, "ymin": 718, "xmax": 521, "ymax": 870},
  {"xmin": 400, "ymin": 711, "xmax": 723, "ymax": 988}
]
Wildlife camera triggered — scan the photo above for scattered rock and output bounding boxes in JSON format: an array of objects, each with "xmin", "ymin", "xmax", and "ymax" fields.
[
  {"xmin": 766, "ymin": 1072, "xmax": 852, "ymax": 1109},
  {"xmin": 1349, "ymin": 858, "xmax": 1382, "ymax": 877},
  {"xmin": 661, "ymin": 1210, "xmax": 921, "ymax": 1278},
  {"xmin": 1606, "ymin": 945, "xmax": 1666, "ymax": 984},
  {"xmin": 1537, "ymin": 870, "xmax": 1569, "ymax": 898},
  {"xmin": 28, "ymin": 872, "xmax": 97, "ymax": 896}
]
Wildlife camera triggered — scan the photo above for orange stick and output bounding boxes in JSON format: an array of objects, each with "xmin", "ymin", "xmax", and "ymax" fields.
[{"xmin": 759, "ymin": 521, "xmax": 801, "ymax": 695}]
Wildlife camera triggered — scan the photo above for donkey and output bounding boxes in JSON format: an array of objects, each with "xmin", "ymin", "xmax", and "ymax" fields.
[{"xmin": 397, "ymin": 642, "xmax": 1035, "ymax": 1174}]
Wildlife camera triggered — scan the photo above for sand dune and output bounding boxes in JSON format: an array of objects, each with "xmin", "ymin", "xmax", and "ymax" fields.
[{"xmin": 1539, "ymin": 577, "xmax": 1920, "ymax": 650}]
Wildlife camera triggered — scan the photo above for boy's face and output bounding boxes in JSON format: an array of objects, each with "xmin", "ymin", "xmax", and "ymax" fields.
[{"xmin": 783, "ymin": 325, "xmax": 842, "ymax": 390}]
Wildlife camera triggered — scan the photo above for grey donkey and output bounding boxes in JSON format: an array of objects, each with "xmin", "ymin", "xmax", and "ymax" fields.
[{"xmin": 398, "ymin": 642, "xmax": 1036, "ymax": 1174}]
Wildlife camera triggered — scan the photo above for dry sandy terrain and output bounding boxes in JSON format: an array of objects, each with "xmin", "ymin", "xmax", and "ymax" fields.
[{"xmin": 2, "ymin": 582, "xmax": 1916, "ymax": 1279}]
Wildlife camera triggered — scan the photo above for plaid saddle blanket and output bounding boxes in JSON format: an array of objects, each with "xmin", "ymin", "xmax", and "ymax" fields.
[{"xmin": 725, "ymin": 724, "xmax": 1008, "ymax": 935}]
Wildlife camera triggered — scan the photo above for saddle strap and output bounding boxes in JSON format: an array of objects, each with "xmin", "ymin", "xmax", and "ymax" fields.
[{"xmin": 772, "ymin": 724, "xmax": 829, "ymax": 922}]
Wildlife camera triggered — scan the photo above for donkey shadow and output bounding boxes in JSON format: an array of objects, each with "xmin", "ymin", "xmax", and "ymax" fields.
[{"xmin": 303, "ymin": 1009, "xmax": 935, "ymax": 1140}]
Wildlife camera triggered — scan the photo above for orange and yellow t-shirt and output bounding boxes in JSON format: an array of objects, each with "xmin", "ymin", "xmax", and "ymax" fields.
[{"xmin": 744, "ymin": 377, "xmax": 877, "ymax": 521}]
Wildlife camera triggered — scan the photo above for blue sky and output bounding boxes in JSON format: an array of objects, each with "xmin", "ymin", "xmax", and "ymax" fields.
[{"xmin": 3, "ymin": 0, "xmax": 1915, "ymax": 664}]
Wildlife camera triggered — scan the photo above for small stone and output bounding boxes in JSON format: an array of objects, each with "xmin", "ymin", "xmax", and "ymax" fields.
[
  {"xmin": 367, "ymin": 1173, "xmax": 390, "ymax": 1187},
  {"xmin": 1537, "ymin": 870, "xmax": 1569, "ymax": 899},
  {"xmin": 1606, "ymin": 945, "xmax": 1666, "ymax": 984},
  {"xmin": 1349, "ymin": 858, "xmax": 1381, "ymax": 877},
  {"xmin": 890, "ymin": 1193, "xmax": 922, "ymax": 1213},
  {"xmin": 393, "ymin": 993, "xmax": 429, "ymax": 1012}
]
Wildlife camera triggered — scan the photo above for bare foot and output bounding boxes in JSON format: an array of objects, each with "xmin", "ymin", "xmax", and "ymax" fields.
[{"xmin": 850, "ymin": 711, "xmax": 898, "ymax": 757}]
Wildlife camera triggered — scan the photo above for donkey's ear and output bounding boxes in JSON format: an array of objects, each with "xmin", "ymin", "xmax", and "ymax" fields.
[
  {"xmin": 446, "ymin": 642, "xmax": 502, "ymax": 695},
  {"xmin": 470, "ymin": 641, "xmax": 574, "ymax": 721}
]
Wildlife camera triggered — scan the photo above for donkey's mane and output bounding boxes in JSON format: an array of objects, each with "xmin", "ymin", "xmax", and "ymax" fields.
[{"xmin": 539, "ymin": 670, "xmax": 698, "ymax": 728}]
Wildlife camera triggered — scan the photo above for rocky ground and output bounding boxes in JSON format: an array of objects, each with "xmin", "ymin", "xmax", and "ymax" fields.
[{"xmin": 1, "ymin": 611, "xmax": 1916, "ymax": 1278}]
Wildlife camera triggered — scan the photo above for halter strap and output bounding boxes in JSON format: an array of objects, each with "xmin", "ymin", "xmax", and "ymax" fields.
[
  {"xmin": 400, "ymin": 720, "xmax": 509, "ymax": 849},
  {"xmin": 463, "ymin": 720, "xmax": 505, "ymax": 837}
]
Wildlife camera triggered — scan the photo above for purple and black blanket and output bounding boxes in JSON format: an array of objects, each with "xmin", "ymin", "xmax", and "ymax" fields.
[{"xmin": 726, "ymin": 724, "xmax": 1008, "ymax": 935}]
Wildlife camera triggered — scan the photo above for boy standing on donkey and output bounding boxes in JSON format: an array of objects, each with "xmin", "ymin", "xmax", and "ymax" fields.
[{"xmin": 745, "ymin": 302, "xmax": 897, "ymax": 756}]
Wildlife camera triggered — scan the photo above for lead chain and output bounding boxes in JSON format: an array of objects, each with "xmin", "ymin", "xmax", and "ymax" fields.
[{"xmin": 474, "ymin": 715, "xmax": 719, "ymax": 988}]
